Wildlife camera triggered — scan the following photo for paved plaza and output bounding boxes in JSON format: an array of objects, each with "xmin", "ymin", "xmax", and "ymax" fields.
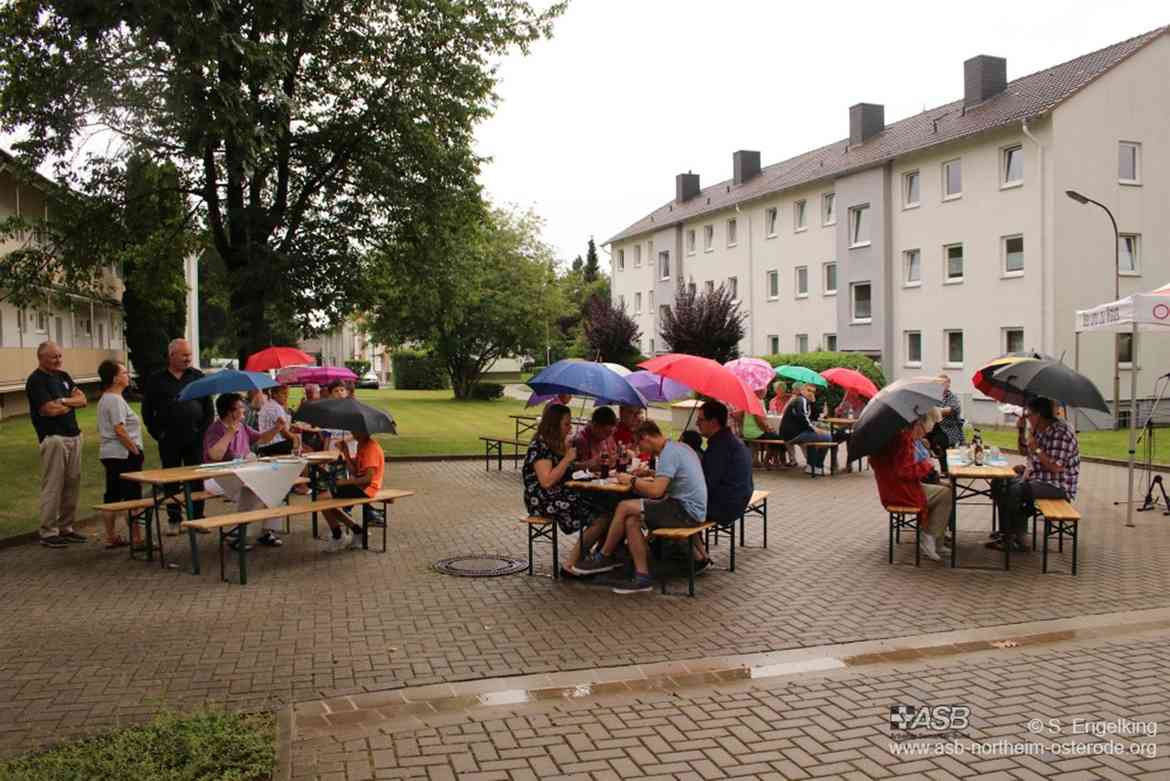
[{"xmin": 1, "ymin": 457, "xmax": 1169, "ymax": 773}]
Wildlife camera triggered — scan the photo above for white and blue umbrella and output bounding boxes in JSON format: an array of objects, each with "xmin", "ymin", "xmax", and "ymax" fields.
[
  {"xmin": 527, "ymin": 359, "xmax": 647, "ymax": 408},
  {"xmin": 177, "ymin": 369, "xmax": 279, "ymax": 401}
]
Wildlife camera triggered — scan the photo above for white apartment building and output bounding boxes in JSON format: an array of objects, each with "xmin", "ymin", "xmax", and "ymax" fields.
[{"xmin": 607, "ymin": 26, "xmax": 1170, "ymax": 424}]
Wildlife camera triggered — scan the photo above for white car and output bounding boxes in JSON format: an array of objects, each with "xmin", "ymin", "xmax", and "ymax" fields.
[{"xmin": 357, "ymin": 371, "xmax": 380, "ymax": 389}]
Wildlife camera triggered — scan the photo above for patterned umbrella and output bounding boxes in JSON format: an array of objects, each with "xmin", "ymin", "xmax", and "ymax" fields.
[{"xmin": 723, "ymin": 358, "xmax": 776, "ymax": 392}]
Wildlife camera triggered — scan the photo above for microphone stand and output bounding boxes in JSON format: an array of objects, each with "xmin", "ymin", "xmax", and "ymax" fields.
[{"xmin": 1136, "ymin": 374, "xmax": 1169, "ymax": 515}]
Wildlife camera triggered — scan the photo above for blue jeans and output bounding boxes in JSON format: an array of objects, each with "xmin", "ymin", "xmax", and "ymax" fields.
[{"xmin": 790, "ymin": 430, "xmax": 833, "ymax": 468}]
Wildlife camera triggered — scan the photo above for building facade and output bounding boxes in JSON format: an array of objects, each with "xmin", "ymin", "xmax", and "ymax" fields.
[{"xmin": 607, "ymin": 27, "xmax": 1170, "ymax": 424}]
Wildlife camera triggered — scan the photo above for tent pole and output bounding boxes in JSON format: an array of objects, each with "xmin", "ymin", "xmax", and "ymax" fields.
[
  {"xmin": 1074, "ymin": 332, "xmax": 1081, "ymax": 432},
  {"xmin": 1126, "ymin": 324, "xmax": 1138, "ymax": 528}
]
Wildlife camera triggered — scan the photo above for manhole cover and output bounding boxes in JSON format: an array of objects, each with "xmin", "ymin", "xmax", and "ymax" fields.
[{"xmin": 433, "ymin": 555, "xmax": 528, "ymax": 577}]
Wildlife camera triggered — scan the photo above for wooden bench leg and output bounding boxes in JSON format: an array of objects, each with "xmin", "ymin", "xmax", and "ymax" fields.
[
  {"xmin": 1042, "ymin": 518, "xmax": 1050, "ymax": 573},
  {"xmin": 687, "ymin": 535, "xmax": 697, "ymax": 597},
  {"xmin": 1071, "ymin": 523, "xmax": 1078, "ymax": 576},
  {"xmin": 237, "ymin": 524, "xmax": 249, "ymax": 585},
  {"xmin": 188, "ymin": 527, "xmax": 201, "ymax": 575},
  {"xmin": 527, "ymin": 522, "xmax": 535, "ymax": 576}
]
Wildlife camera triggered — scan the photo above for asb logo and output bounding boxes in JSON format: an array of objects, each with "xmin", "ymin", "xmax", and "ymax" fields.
[
  {"xmin": 1153, "ymin": 303, "xmax": 1169, "ymax": 321},
  {"xmin": 889, "ymin": 705, "xmax": 970, "ymax": 732}
]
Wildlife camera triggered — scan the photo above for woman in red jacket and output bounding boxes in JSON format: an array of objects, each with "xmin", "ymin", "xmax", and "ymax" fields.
[{"xmin": 870, "ymin": 413, "xmax": 953, "ymax": 561}]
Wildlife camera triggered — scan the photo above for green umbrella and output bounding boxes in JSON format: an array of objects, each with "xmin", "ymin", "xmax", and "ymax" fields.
[{"xmin": 774, "ymin": 364, "xmax": 828, "ymax": 388}]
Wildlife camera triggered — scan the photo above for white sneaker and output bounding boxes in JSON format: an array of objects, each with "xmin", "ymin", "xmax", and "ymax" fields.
[
  {"xmin": 323, "ymin": 531, "xmax": 348, "ymax": 553},
  {"xmin": 348, "ymin": 529, "xmax": 365, "ymax": 550},
  {"xmin": 919, "ymin": 535, "xmax": 941, "ymax": 561}
]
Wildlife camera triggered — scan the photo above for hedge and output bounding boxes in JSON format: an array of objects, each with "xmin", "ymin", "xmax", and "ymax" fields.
[
  {"xmin": 391, "ymin": 349, "xmax": 449, "ymax": 390},
  {"xmin": 759, "ymin": 351, "xmax": 886, "ymax": 413}
]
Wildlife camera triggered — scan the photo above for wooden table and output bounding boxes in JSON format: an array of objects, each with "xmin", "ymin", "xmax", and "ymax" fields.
[
  {"xmin": 947, "ymin": 459, "xmax": 1017, "ymax": 570},
  {"xmin": 565, "ymin": 478, "xmax": 633, "ymax": 495},
  {"xmin": 823, "ymin": 418, "xmax": 859, "ymax": 472}
]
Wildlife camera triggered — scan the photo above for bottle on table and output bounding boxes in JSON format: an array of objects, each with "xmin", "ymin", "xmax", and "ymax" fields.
[{"xmin": 972, "ymin": 428, "xmax": 985, "ymax": 466}]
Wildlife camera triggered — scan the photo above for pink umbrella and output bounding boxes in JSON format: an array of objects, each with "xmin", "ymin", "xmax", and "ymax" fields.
[
  {"xmin": 640, "ymin": 354, "xmax": 765, "ymax": 416},
  {"xmin": 277, "ymin": 366, "xmax": 357, "ymax": 386},
  {"xmin": 723, "ymin": 357, "xmax": 776, "ymax": 392}
]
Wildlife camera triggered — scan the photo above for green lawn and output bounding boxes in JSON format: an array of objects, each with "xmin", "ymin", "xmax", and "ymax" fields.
[{"xmin": 977, "ymin": 425, "xmax": 1170, "ymax": 465}]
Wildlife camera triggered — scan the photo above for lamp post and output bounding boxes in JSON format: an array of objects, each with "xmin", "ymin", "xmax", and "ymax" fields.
[{"xmin": 1066, "ymin": 189, "xmax": 1121, "ymax": 428}]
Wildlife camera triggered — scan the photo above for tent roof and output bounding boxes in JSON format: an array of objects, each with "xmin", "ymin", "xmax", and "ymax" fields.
[{"xmin": 1075, "ymin": 282, "xmax": 1170, "ymax": 333}]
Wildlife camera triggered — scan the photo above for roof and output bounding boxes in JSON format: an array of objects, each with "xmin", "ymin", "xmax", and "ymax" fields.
[{"xmin": 606, "ymin": 25, "xmax": 1169, "ymax": 246}]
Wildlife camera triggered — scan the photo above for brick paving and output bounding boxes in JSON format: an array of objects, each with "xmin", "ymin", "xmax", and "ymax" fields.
[
  {"xmin": 0, "ymin": 458, "xmax": 1168, "ymax": 756},
  {"xmin": 288, "ymin": 630, "xmax": 1170, "ymax": 779}
]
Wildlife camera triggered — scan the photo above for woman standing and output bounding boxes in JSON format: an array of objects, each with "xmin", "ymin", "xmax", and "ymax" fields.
[
  {"xmin": 936, "ymin": 375, "xmax": 965, "ymax": 448},
  {"xmin": 96, "ymin": 360, "xmax": 145, "ymax": 548}
]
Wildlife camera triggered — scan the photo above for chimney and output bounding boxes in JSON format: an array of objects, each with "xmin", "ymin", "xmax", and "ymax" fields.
[
  {"xmin": 732, "ymin": 150, "xmax": 761, "ymax": 186},
  {"xmin": 676, "ymin": 171, "xmax": 700, "ymax": 202},
  {"xmin": 964, "ymin": 55, "xmax": 1007, "ymax": 107},
  {"xmin": 849, "ymin": 103, "xmax": 884, "ymax": 145}
]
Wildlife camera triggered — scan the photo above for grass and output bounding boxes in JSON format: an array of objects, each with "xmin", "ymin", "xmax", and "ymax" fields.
[
  {"xmin": 976, "ymin": 424, "xmax": 1170, "ymax": 465},
  {"xmin": 0, "ymin": 709, "xmax": 275, "ymax": 781}
]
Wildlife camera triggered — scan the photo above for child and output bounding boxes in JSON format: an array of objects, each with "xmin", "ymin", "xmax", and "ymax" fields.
[{"xmin": 321, "ymin": 432, "xmax": 385, "ymax": 552}]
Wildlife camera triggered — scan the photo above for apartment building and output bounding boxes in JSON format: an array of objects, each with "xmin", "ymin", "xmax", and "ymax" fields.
[
  {"xmin": 607, "ymin": 26, "xmax": 1170, "ymax": 424},
  {"xmin": 0, "ymin": 152, "xmax": 126, "ymax": 419}
]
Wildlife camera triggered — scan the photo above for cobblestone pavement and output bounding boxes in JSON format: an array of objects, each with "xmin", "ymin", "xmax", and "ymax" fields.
[
  {"xmin": 288, "ymin": 628, "xmax": 1170, "ymax": 780},
  {"xmin": 1, "ymin": 457, "xmax": 1168, "ymax": 755}
]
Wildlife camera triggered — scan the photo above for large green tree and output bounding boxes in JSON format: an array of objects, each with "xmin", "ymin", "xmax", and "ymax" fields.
[
  {"xmin": 368, "ymin": 203, "xmax": 562, "ymax": 398},
  {"xmin": 0, "ymin": 0, "xmax": 564, "ymax": 362}
]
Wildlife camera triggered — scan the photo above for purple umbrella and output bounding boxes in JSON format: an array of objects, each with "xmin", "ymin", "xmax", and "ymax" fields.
[
  {"xmin": 277, "ymin": 365, "xmax": 358, "ymax": 386},
  {"xmin": 626, "ymin": 370, "xmax": 692, "ymax": 403}
]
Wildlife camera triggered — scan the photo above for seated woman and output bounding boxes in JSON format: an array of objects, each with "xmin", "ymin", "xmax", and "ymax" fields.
[
  {"xmin": 769, "ymin": 381, "xmax": 793, "ymax": 415},
  {"xmin": 870, "ymin": 411, "xmax": 953, "ymax": 561},
  {"xmin": 523, "ymin": 403, "xmax": 606, "ymax": 575},
  {"xmin": 778, "ymin": 382, "xmax": 836, "ymax": 473},
  {"xmin": 834, "ymin": 390, "xmax": 866, "ymax": 420}
]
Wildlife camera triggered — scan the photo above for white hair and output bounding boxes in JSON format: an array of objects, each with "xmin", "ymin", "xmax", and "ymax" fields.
[{"xmin": 168, "ymin": 338, "xmax": 189, "ymax": 356}]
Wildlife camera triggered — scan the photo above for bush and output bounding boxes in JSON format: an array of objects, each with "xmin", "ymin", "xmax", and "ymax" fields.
[
  {"xmin": 391, "ymin": 349, "xmax": 449, "ymax": 390},
  {"xmin": 760, "ymin": 352, "xmax": 886, "ymax": 414},
  {"xmin": 468, "ymin": 382, "xmax": 504, "ymax": 401},
  {"xmin": 344, "ymin": 359, "xmax": 371, "ymax": 377}
]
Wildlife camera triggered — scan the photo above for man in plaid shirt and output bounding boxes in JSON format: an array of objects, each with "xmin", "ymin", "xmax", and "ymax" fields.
[{"xmin": 990, "ymin": 397, "xmax": 1080, "ymax": 552}]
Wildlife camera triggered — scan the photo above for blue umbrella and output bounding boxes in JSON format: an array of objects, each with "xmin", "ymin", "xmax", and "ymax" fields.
[
  {"xmin": 178, "ymin": 369, "xmax": 279, "ymax": 401},
  {"xmin": 527, "ymin": 359, "xmax": 647, "ymax": 407}
]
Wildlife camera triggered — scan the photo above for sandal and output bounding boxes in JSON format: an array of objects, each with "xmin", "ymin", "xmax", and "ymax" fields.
[
  {"xmin": 985, "ymin": 539, "xmax": 1025, "ymax": 553},
  {"xmin": 105, "ymin": 536, "xmax": 129, "ymax": 549}
]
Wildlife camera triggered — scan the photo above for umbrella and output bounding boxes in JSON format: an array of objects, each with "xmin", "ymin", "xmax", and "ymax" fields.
[
  {"xmin": 245, "ymin": 346, "xmax": 315, "ymax": 372},
  {"xmin": 723, "ymin": 358, "xmax": 776, "ymax": 392},
  {"xmin": 774, "ymin": 364, "xmax": 829, "ymax": 388},
  {"xmin": 639, "ymin": 354, "xmax": 765, "ymax": 416},
  {"xmin": 846, "ymin": 377, "xmax": 947, "ymax": 461},
  {"xmin": 601, "ymin": 362, "xmax": 631, "ymax": 377},
  {"xmin": 177, "ymin": 369, "xmax": 279, "ymax": 401},
  {"xmin": 277, "ymin": 365, "xmax": 358, "ymax": 386},
  {"xmin": 820, "ymin": 367, "xmax": 879, "ymax": 398},
  {"xmin": 625, "ymin": 370, "xmax": 693, "ymax": 403},
  {"xmin": 292, "ymin": 398, "xmax": 397, "ymax": 435},
  {"xmin": 971, "ymin": 353, "xmax": 1048, "ymax": 405},
  {"xmin": 527, "ymin": 359, "xmax": 647, "ymax": 407},
  {"xmin": 990, "ymin": 359, "xmax": 1110, "ymax": 413}
]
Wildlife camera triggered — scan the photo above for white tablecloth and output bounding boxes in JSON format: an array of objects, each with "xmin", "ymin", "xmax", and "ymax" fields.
[{"xmin": 210, "ymin": 459, "xmax": 306, "ymax": 512}]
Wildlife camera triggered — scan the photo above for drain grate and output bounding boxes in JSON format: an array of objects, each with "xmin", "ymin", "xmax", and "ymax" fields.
[{"xmin": 433, "ymin": 555, "xmax": 528, "ymax": 578}]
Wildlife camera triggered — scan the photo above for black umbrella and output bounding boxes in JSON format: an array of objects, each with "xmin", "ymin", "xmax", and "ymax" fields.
[
  {"xmin": 990, "ymin": 359, "xmax": 1109, "ymax": 414},
  {"xmin": 292, "ymin": 398, "xmax": 397, "ymax": 435},
  {"xmin": 847, "ymin": 378, "xmax": 947, "ymax": 461}
]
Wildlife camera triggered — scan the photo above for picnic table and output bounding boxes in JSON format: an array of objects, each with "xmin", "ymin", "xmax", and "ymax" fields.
[
  {"xmin": 946, "ymin": 449, "xmax": 1016, "ymax": 570},
  {"xmin": 509, "ymin": 413, "xmax": 591, "ymax": 443},
  {"xmin": 823, "ymin": 417, "xmax": 860, "ymax": 471},
  {"xmin": 565, "ymin": 477, "xmax": 634, "ymax": 494}
]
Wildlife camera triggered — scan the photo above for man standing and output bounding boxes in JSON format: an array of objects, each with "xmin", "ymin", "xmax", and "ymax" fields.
[
  {"xmin": 26, "ymin": 341, "xmax": 88, "ymax": 548},
  {"xmin": 695, "ymin": 401, "xmax": 753, "ymax": 528},
  {"xmin": 141, "ymin": 338, "xmax": 213, "ymax": 533}
]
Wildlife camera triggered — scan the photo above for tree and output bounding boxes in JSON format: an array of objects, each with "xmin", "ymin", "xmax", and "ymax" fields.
[
  {"xmin": 582, "ymin": 294, "xmax": 641, "ymax": 366},
  {"xmin": 583, "ymin": 237, "xmax": 600, "ymax": 282},
  {"xmin": 660, "ymin": 285, "xmax": 746, "ymax": 364},
  {"xmin": 0, "ymin": 1, "xmax": 564, "ymax": 363},
  {"xmin": 368, "ymin": 203, "xmax": 561, "ymax": 399}
]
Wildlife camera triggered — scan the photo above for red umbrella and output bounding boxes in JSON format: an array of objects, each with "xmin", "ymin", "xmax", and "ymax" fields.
[
  {"xmin": 245, "ymin": 346, "xmax": 315, "ymax": 372},
  {"xmin": 640, "ymin": 353, "xmax": 765, "ymax": 416},
  {"xmin": 820, "ymin": 367, "xmax": 879, "ymax": 398}
]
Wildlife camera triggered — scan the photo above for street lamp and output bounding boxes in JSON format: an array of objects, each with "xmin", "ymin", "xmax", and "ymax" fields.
[{"xmin": 1066, "ymin": 189, "xmax": 1122, "ymax": 428}]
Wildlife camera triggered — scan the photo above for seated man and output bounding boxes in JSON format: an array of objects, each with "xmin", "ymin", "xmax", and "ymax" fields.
[
  {"xmin": 571, "ymin": 406, "xmax": 618, "ymax": 472},
  {"xmin": 696, "ymin": 401, "xmax": 753, "ymax": 529},
  {"xmin": 990, "ymin": 396, "xmax": 1079, "ymax": 552},
  {"xmin": 571, "ymin": 421, "xmax": 708, "ymax": 594},
  {"xmin": 779, "ymin": 382, "xmax": 836, "ymax": 472},
  {"xmin": 870, "ymin": 412, "xmax": 952, "ymax": 561}
]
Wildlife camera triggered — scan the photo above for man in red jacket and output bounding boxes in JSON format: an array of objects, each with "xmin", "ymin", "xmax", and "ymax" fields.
[{"xmin": 870, "ymin": 414, "xmax": 952, "ymax": 561}]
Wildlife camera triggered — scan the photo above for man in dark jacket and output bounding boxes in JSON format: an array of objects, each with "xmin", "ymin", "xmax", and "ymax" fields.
[
  {"xmin": 141, "ymin": 338, "xmax": 213, "ymax": 532},
  {"xmin": 696, "ymin": 401, "xmax": 753, "ymax": 526}
]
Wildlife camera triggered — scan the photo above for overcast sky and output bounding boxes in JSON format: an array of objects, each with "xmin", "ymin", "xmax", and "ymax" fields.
[{"xmin": 475, "ymin": 0, "xmax": 1168, "ymax": 268}]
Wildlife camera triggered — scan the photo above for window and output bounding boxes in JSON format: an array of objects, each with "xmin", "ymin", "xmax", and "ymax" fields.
[
  {"xmin": 617, "ymin": 249, "xmax": 625, "ymax": 270},
  {"xmin": 703, "ymin": 224, "xmax": 714, "ymax": 251},
  {"xmin": 796, "ymin": 334, "xmax": 809, "ymax": 353},
  {"xmin": 942, "ymin": 159, "xmax": 962, "ymax": 199},
  {"xmin": 905, "ymin": 331, "xmax": 922, "ymax": 366},
  {"xmin": 1004, "ymin": 327, "xmax": 1024, "ymax": 354},
  {"xmin": 659, "ymin": 305, "xmax": 671, "ymax": 323},
  {"xmin": 648, "ymin": 290, "xmax": 654, "ymax": 311},
  {"xmin": 851, "ymin": 282, "xmax": 872, "ymax": 322},
  {"xmin": 903, "ymin": 170, "xmax": 920, "ymax": 208},
  {"xmin": 823, "ymin": 262, "xmax": 837, "ymax": 295},
  {"xmin": 686, "ymin": 230, "xmax": 696, "ymax": 255},
  {"xmin": 765, "ymin": 207, "xmax": 778, "ymax": 237},
  {"xmin": 1003, "ymin": 235, "xmax": 1024, "ymax": 275},
  {"xmin": 794, "ymin": 199, "xmax": 807, "ymax": 231},
  {"xmin": 658, "ymin": 250, "xmax": 670, "ymax": 280},
  {"xmin": 768, "ymin": 335, "xmax": 780, "ymax": 354},
  {"xmin": 1119, "ymin": 142, "xmax": 1140, "ymax": 184},
  {"xmin": 1118, "ymin": 332, "xmax": 1134, "ymax": 366},
  {"xmin": 795, "ymin": 266, "xmax": 809, "ymax": 298},
  {"xmin": 633, "ymin": 244, "xmax": 642, "ymax": 267},
  {"xmin": 634, "ymin": 292, "xmax": 642, "ymax": 314},
  {"xmin": 1002, "ymin": 145, "xmax": 1023, "ymax": 187},
  {"xmin": 944, "ymin": 243, "xmax": 964, "ymax": 283},
  {"xmin": 824, "ymin": 333, "xmax": 837, "ymax": 351},
  {"xmin": 848, "ymin": 204, "xmax": 870, "ymax": 247},
  {"xmin": 904, "ymin": 249, "xmax": 922, "ymax": 286},
  {"xmin": 78, "ymin": 317, "xmax": 91, "ymax": 336},
  {"xmin": 36, "ymin": 311, "xmax": 50, "ymax": 333},
  {"xmin": 1119, "ymin": 234, "xmax": 1140, "ymax": 274},
  {"xmin": 822, "ymin": 193, "xmax": 836, "ymax": 226},
  {"xmin": 727, "ymin": 276, "xmax": 738, "ymax": 301},
  {"xmin": 945, "ymin": 330, "xmax": 964, "ymax": 366},
  {"xmin": 726, "ymin": 218, "xmax": 737, "ymax": 246},
  {"xmin": 704, "ymin": 280, "xmax": 714, "ymax": 295},
  {"xmin": 766, "ymin": 269, "xmax": 779, "ymax": 300}
]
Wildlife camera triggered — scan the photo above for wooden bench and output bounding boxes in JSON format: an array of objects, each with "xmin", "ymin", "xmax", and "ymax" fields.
[
  {"xmin": 523, "ymin": 516, "xmax": 561, "ymax": 579},
  {"xmin": 747, "ymin": 439, "xmax": 788, "ymax": 470},
  {"xmin": 480, "ymin": 437, "xmax": 528, "ymax": 471},
  {"xmin": 886, "ymin": 504, "xmax": 923, "ymax": 566},
  {"xmin": 95, "ymin": 490, "xmax": 221, "ymax": 562},
  {"xmin": 803, "ymin": 441, "xmax": 840, "ymax": 477},
  {"xmin": 181, "ymin": 488, "xmax": 415, "ymax": 584},
  {"xmin": 648, "ymin": 522, "xmax": 716, "ymax": 597},
  {"xmin": 704, "ymin": 489, "xmax": 771, "ymax": 573},
  {"xmin": 1034, "ymin": 498, "xmax": 1081, "ymax": 575}
]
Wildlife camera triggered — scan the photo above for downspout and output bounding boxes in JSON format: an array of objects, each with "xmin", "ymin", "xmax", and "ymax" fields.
[
  {"xmin": 736, "ymin": 203, "xmax": 754, "ymax": 355},
  {"xmin": 1021, "ymin": 119, "xmax": 1047, "ymax": 353}
]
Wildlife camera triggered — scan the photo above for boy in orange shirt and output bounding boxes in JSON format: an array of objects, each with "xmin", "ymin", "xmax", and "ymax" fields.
[{"xmin": 322, "ymin": 432, "xmax": 385, "ymax": 551}]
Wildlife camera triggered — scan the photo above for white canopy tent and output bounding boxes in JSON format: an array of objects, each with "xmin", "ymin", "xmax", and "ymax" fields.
[{"xmin": 1074, "ymin": 281, "xmax": 1170, "ymax": 527}]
